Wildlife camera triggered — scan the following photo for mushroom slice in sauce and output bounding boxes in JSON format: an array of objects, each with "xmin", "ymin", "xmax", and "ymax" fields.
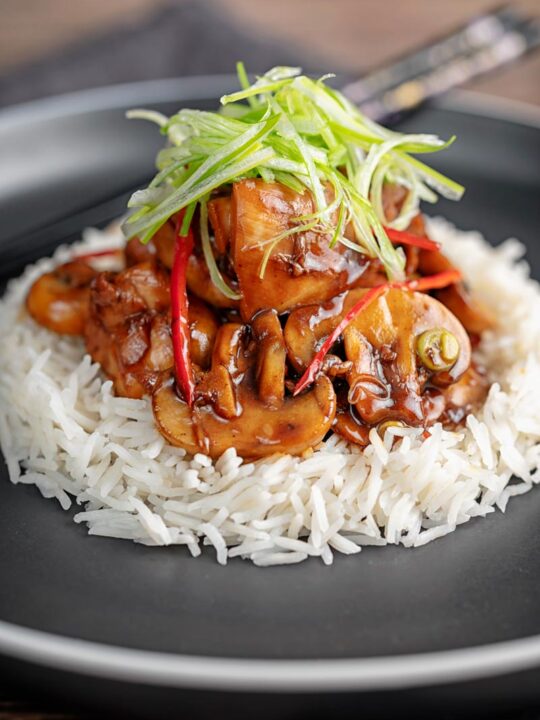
[
  {"xmin": 26, "ymin": 261, "xmax": 97, "ymax": 335},
  {"xmin": 251, "ymin": 309, "xmax": 286, "ymax": 409},
  {"xmin": 343, "ymin": 288, "xmax": 471, "ymax": 426},
  {"xmin": 152, "ymin": 320, "xmax": 337, "ymax": 459}
]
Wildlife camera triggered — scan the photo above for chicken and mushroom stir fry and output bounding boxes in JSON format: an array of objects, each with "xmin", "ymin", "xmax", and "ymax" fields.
[
  {"xmin": 26, "ymin": 180, "xmax": 492, "ymax": 459},
  {"xmin": 25, "ymin": 66, "xmax": 497, "ymax": 459}
]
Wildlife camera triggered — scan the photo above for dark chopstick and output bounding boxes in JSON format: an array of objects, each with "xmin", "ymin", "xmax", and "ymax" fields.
[
  {"xmin": 342, "ymin": 5, "xmax": 524, "ymax": 104},
  {"xmin": 341, "ymin": 5, "xmax": 540, "ymax": 123}
]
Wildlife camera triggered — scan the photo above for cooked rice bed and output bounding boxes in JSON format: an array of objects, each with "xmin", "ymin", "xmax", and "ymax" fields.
[{"xmin": 1, "ymin": 218, "xmax": 539, "ymax": 565}]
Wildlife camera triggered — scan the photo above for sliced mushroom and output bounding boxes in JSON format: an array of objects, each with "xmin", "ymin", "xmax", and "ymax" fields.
[
  {"xmin": 208, "ymin": 195, "xmax": 232, "ymax": 254},
  {"xmin": 152, "ymin": 320, "xmax": 336, "ymax": 459},
  {"xmin": 26, "ymin": 261, "xmax": 97, "ymax": 335},
  {"xmin": 440, "ymin": 364, "xmax": 489, "ymax": 424},
  {"xmin": 343, "ymin": 288, "xmax": 471, "ymax": 425},
  {"xmin": 196, "ymin": 323, "xmax": 244, "ymax": 419},
  {"xmin": 285, "ymin": 285, "xmax": 471, "ymax": 427},
  {"xmin": 125, "ymin": 236, "xmax": 156, "ymax": 266},
  {"xmin": 251, "ymin": 309, "xmax": 286, "ymax": 409},
  {"xmin": 421, "ymin": 363, "xmax": 489, "ymax": 428},
  {"xmin": 188, "ymin": 296, "xmax": 220, "ymax": 370},
  {"xmin": 153, "ymin": 372, "xmax": 336, "ymax": 459},
  {"xmin": 333, "ymin": 389, "xmax": 370, "ymax": 446},
  {"xmin": 284, "ymin": 292, "xmax": 348, "ymax": 372}
]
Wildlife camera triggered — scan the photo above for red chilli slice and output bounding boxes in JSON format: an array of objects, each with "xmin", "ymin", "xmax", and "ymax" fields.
[
  {"xmin": 171, "ymin": 215, "xmax": 195, "ymax": 407},
  {"xmin": 293, "ymin": 269, "xmax": 462, "ymax": 396},
  {"xmin": 403, "ymin": 269, "xmax": 462, "ymax": 292},
  {"xmin": 383, "ymin": 227, "xmax": 441, "ymax": 251}
]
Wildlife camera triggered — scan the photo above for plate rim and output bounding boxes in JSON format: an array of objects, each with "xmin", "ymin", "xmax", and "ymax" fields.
[
  {"xmin": 1, "ymin": 73, "xmax": 539, "ymax": 129},
  {"xmin": 1, "ymin": 619, "xmax": 540, "ymax": 692},
  {"xmin": 1, "ymin": 77, "xmax": 539, "ymax": 692}
]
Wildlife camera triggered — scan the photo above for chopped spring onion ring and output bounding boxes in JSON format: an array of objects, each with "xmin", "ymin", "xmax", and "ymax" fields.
[
  {"xmin": 124, "ymin": 64, "xmax": 464, "ymax": 289},
  {"xmin": 293, "ymin": 269, "xmax": 462, "ymax": 396}
]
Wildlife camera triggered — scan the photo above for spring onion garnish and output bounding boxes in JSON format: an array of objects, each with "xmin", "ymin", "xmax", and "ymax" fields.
[
  {"xmin": 124, "ymin": 65, "xmax": 464, "ymax": 287},
  {"xmin": 199, "ymin": 198, "xmax": 242, "ymax": 300},
  {"xmin": 293, "ymin": 269, "xmax": 462, "ymax": 396}
]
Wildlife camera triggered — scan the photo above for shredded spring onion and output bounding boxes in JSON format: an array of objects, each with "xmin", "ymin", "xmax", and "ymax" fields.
[
  {"xmin": 199, "ymin": 198, "xmax": 242, "ymax": 300},
  {"xmin": 123, "ymin": 64, "xmax": 464, "ymax": 288}
]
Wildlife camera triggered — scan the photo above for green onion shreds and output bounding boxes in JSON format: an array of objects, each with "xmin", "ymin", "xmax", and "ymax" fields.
[{"xmin": 123, "ymin": 64, "xmax": 464, "ymax": 286}]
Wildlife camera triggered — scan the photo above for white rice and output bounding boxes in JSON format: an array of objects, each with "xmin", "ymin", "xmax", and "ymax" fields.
[{"xmin": 1, "ymin": 218, "xmax": 539, "ymax": 565}]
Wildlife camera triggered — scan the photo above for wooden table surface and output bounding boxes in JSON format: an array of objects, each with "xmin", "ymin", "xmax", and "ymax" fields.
[
  {"xmin": 0, "ymin": 1, "xmax": 539, "ymax": 718},
  {"xmin": 1, "ymin": 0, "xmax": 539, "ymax": 106}
]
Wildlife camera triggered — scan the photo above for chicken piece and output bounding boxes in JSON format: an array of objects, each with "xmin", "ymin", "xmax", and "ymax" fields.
[
  {"xmin": 85, "ymin": 311, "xmax": 152, "ymax": 398},
  {"xmin": 84, "ymin": 262, "xmax": 171, "ymax": 397},
  {"xmin": 125, "ymin": 237, "xmax": 156, "ymax": 266},
  {"xmin": 379, "ymin": 185, "xmax": 429, "ymax": 276},
  {"xmin": 89, "ymin": 261, "xmax": 170, "ymax": 332},
  {"xmin": 26, "ymin": 261, "xmax": 97, "ymax": 335},
  {"xmin": 146, "ymin": 180, "xmax": 419, "ymax": 320},
  {"xmin": 186, "ymin": 253, "xmax": 240, "ymax": 309},
  {"xmin": 152, "ymin": 321, "xmax": 336, "ymax": 458},
  {"xmin": 232, "ymin": 179, "xmax": 383, "ymax": 321},
  {"xmin": 418, "ymin": 249, "xmax": 495, "ymax": 335},
  {"xmin": 85, "ymin": 262, "xmax": 217, "ymax": 398},
  {"xmin": 151, "ymin": 222, "xmax": 176, "ymax": 268}
]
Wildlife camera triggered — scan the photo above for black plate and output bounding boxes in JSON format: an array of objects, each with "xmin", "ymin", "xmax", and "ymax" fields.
[{"xmin": 1, "ymin": 77, "xmax": 540, "ymax": 716}]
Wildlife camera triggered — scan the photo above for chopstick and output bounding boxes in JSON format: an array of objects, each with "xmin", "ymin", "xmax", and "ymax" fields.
[{"xmin": 341, "ymin": 5, "xmax": 540, "ymax": 123}]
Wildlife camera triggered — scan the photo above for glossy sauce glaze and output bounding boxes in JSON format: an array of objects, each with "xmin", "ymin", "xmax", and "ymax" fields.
[{"xmin": 26, "ymin": 182, "xmax": 492, "ymax": 458}]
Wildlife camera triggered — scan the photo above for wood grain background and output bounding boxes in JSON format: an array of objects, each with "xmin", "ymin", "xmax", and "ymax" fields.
[{"xmin": 1, "ymin": 0, "xmax": 539, "ymax": 105}]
